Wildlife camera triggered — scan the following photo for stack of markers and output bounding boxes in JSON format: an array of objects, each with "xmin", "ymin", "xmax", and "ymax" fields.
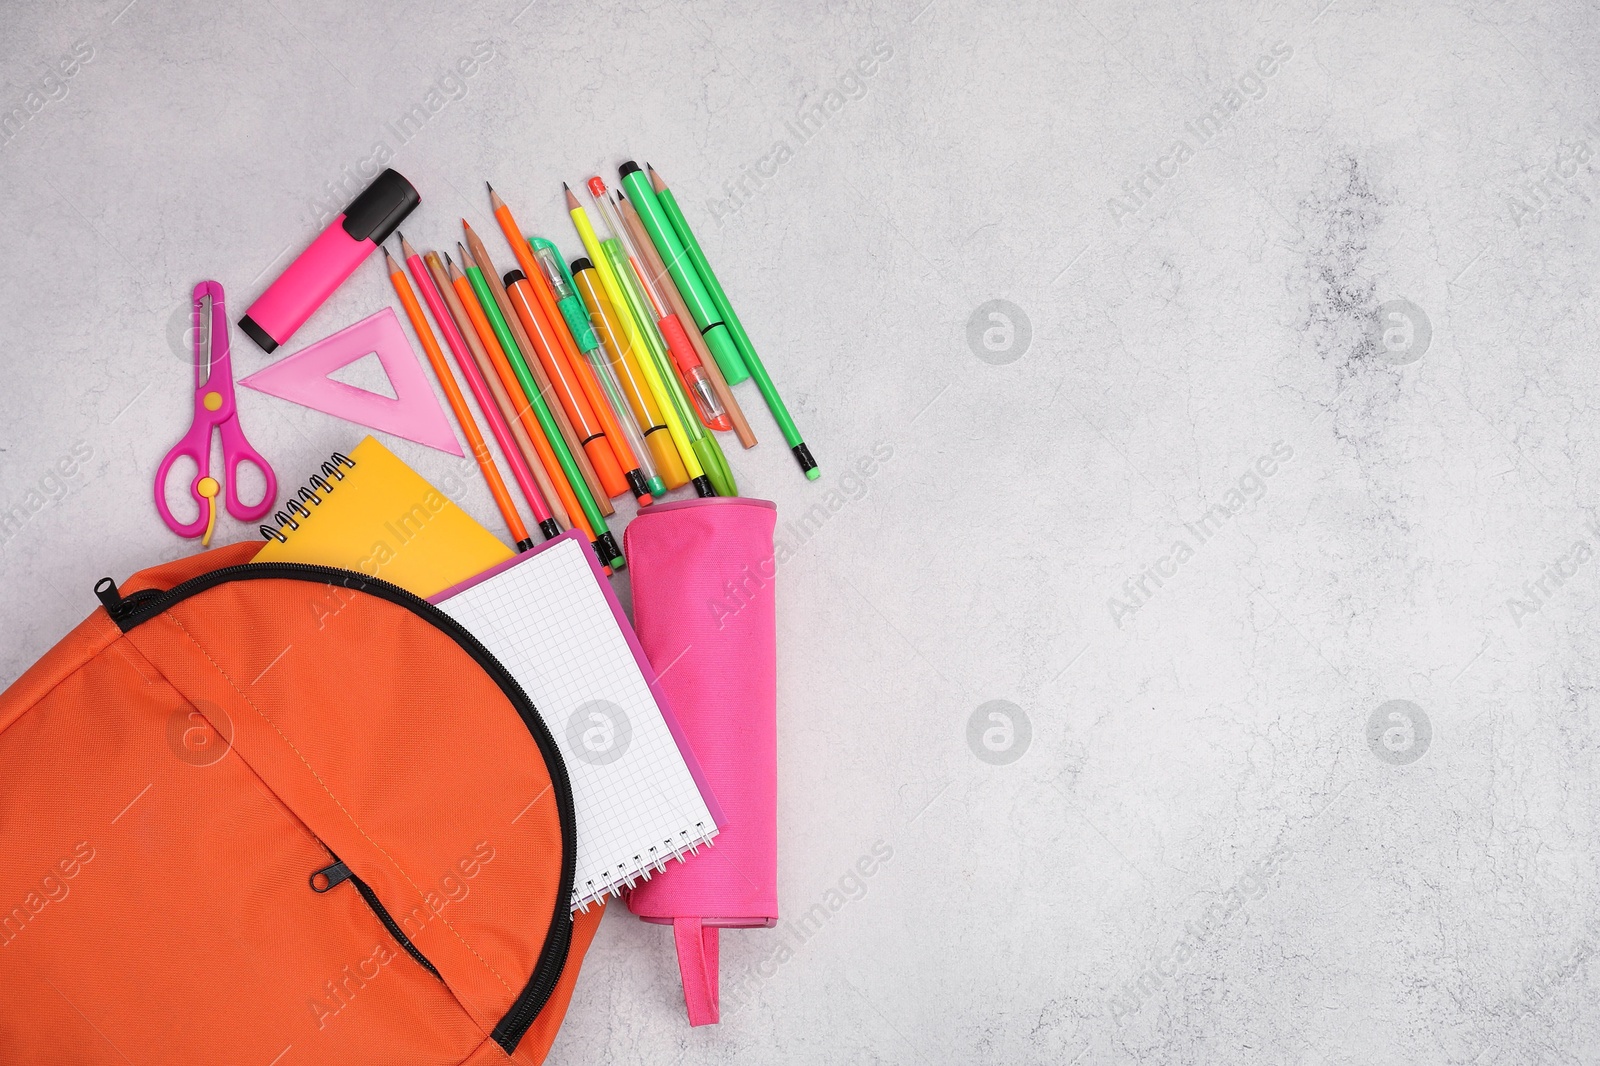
[{"xmin": 382, "ymin": 161, "xmax": 816, "ymax": 572}]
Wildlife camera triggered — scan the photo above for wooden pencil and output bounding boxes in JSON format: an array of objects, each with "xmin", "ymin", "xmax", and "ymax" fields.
[
  {"xmin": 443, "ymin": 252, "xmax": 578, "ymax": 534},
  {"xmin": 462, "ymin": 221, "xmax": 615, "ymax": 518},
  {"xmin": 383, "ymin": 247, "xmax": 533, "ymax": 549},
  {"xmin": 489, "ymin": 184, "xmax": 652, "ymax": 494},
  {"xmin": 413, "ymin": 240, "xmax": 565, "ymax": 534}
]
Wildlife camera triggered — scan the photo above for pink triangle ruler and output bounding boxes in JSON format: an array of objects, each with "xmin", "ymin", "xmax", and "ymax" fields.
[{"xmin": 239, "ymin": 308, "xmax": 462, "ymax": 455}]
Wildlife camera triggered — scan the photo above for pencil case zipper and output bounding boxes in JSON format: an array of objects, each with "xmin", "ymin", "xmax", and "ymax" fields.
[{"xmin": 94, "ymin": 561, "xmax": 575, "ymax": 1054}]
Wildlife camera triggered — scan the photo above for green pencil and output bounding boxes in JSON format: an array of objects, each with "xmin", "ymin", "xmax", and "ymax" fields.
[
  {"xmin": 457, "ymin": 243, "xmax": 624, "ymax": 569},
  {"xmin": 643, "ymin": 162, "xmax": 818, "ymax": 480}
]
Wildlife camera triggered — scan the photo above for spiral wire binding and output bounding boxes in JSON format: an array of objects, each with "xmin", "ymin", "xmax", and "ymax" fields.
[
  {"xmin": 258, "ymin": 452, "xmax": 356, "ymax": 542},
  {"xmin": 571, "ymin": 821, "xmax": 719, "ymax": 913}
]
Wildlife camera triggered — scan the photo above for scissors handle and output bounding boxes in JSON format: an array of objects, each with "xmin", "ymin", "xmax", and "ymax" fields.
[
  {"xmin": 217, "ymin": 415, "xmax": 276, "ymax": 521},
  {"xmin": 154, "ymin": 420, "xmax": 216, "ymax": 539}
]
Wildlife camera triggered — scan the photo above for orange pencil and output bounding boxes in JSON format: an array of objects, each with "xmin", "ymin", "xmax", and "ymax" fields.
[
  {"xmin": 461, "ymin": 222, "xmax": 614, "ymax": 519},
  {"xmin": 384, "ymin": 248, "xmax": 534, "ymax": 551},
  {"xmin": 424, "ymin": 249, "xmax": 566, "ymax": 533},
  {"xmin": 502, "ymin": 270, "xmax": 630, "ymax": 500},
  {"xmin": 447, "ymin": 255, "xmax": 597, "ymax": 545},
  {"xmin": 488, "ymin": 184, "xmax": 653, "ymax": 503}
]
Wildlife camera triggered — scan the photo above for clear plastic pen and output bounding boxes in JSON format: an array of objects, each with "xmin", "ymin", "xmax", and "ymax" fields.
[
  {"xmin": 528, "ymin": 242, "xmax": 663, "ymax": 496},
  {"xmin": 590, "ymin": 182, "xmax": 731, "ymax": 432}
]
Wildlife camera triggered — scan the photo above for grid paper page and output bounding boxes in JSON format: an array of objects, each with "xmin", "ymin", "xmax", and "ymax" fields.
[{"xmin": 436, "ymin": 539, "xmax": 717, "ymax": 910}]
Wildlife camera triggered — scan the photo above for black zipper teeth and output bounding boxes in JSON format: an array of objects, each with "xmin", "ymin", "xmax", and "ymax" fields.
[
  {"xmin": 104, "ymin": 562, "xmax": 575, "ymax": 1052},
  {"xmin": 350, "ymin": 871, "xmax": 441, "ymax": 979}
]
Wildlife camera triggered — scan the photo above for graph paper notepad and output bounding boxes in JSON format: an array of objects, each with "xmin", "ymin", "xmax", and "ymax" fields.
[{"xmin": 432, "ymin": 530, "xmax": 721, "ymax": 911}]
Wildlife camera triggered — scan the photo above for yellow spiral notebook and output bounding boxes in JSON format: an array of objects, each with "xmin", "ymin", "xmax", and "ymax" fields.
[{"xmin": 254, "ymin": 436, "xmax": 513, "ymax": 598}]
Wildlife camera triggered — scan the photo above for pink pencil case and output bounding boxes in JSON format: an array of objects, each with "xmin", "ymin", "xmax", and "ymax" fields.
[{"xmin": 624, "ymin": 498, "xmax": 778, "ymax": 1027}]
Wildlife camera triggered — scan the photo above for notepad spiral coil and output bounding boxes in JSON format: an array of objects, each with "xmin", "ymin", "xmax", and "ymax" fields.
[
  {"xmin": 258, "ymin": 452, "xmax": 356, "ymax": 542},
  {"xmin": 572, "ymin": 822, "xmax": 718, "ymax": 913}
]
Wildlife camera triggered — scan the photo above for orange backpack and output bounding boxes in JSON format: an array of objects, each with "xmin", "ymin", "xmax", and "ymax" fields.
[{"xmin": 0, "ymin": 542, "xmax": 603, "ymax": 1064}]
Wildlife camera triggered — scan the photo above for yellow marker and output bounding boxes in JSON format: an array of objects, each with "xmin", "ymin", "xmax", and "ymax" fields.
[{"xmin": 566, "ymin": 185, "xmax": 705, "ymax": 484}]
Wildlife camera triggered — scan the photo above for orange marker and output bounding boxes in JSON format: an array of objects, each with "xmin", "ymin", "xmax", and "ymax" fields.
[
  {"xmin": 529, "ymin": 261, "xmax": 654, "ymax": 503},
  {"xmin": 447, "ymin": 255, "xmax": 597, "ymax": 545},
  {"xmin": 488, "ymin": 185, "xmax": 653, "ymax": 504},
  {"xmin": 502, "ymin": 270, "xmax": 631, "ymax": 500},
  {"xmin": 384, "ymin": 247, "xmax": 534, "ymax": 551}
]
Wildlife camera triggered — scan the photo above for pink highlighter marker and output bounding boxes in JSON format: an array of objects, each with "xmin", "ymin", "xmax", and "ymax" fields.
[{"xmin": 239, "ymin": 169, "xmax": 420, "ymax": 354}]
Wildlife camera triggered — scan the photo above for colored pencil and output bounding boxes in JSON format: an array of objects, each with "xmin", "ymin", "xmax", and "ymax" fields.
[
  {"xmin": 457, "ymin": 243, "xmax": 625, "ymax": 570},
  {"xmin": 462, "ymin": 221, "xmax": 614, "ymax": 517},
  {"xmin": 502, "ymin": 268, "xmax": 630, "ymax": 499},
  {"xmin": 408, "ymin": 238, "xmax": 563, "ymax": 539},
  {"xmin": 383, "ymin": 247, "xmax": 534, "ymax": 551},
  {"xmin": 426, "ymin": 249, "xmax": 566, "ymax": 532},
  {"xmin": 447, "ymin": 254, "xmax": 583, "ymax": 539},
  {"xmin": 487, "ymin": 184, "xmax": 654, "ymax": 504}
]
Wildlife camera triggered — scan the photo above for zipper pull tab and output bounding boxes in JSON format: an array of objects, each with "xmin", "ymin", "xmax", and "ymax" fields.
[
  {"xmin": 95, "ymin": 578, "xmax": 164, "ymax": 629},
  {"xmin": 310, "ymin": 859, "xmax": 354, "ymax": 893},
  {"xmin": 94, "ymin": 577, "xmax": 123, "ymax": 617}
]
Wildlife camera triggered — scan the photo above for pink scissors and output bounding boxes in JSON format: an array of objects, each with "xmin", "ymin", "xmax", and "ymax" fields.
[{"xmin": 155, "ymin": 281, "xmax": 276, "ymax": 544}]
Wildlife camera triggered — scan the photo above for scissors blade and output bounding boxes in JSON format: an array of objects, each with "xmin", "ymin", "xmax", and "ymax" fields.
[{"xmin": 196, "ymin": 291, "xmax": 212, "ymax": 390}]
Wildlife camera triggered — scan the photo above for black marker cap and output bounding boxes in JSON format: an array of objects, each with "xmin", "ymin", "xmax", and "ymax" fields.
[
  {"xmin": 692, "ymin": 475, "xmax": 715, "ymax": 498},
  {"xmin": 341, "ymin": 169, "xmax": 420, "ymax": 245},
  {"xmin": 538, "ymin": 518, "xmax": 562, "ymax": 540},
  {"xmin": 570, "ymin": 256, "xmax": 593, "ymax": 273},
  {"xmin": 626, "ymin": 469, "xmax": 650, "ymax": 500},
  {"xmin": 618, "ymin": 160, "xmax": 643, "ymax": 179},
  {"xmin": 503, "ymin": 270, "xmax": 526, "ymax": 288},
  {"xmin": 515, "ymin": 538, "xmax": 535, "ymax": 553},
  {"xmin": 792, "ymin": 442, "xmax": 819, "ymax": 476},
  {"xmin": 596, "ymin": 531, "xmax": 626, "ymax": 570},
  {"xmin": 238, "ymin": 315, "xmax": 277, "ymax": 354}
]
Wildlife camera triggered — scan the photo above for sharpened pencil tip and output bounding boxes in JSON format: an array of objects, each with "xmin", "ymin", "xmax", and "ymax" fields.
[
  {"xmin": 562, "ymin": 181, "xmax": 571, "ymax": 191},
  {"xmin": 485, "ymin": 182, "xmax": 494, "ymax": 194}
]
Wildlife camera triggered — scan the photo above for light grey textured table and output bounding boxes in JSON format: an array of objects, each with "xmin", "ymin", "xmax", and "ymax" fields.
[{"xmin": 3, "ymin": 1, "xmax": 1598, "ymax": 1062}]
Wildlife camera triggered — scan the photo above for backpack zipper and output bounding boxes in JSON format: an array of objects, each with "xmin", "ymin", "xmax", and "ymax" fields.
[
  {"xmin": 311, "ymin": 858, "xmax": 441, "ymax": 980},
  {"xmin": 95, "ymin": 563, "xmax": 574, "ymax": 1053}
]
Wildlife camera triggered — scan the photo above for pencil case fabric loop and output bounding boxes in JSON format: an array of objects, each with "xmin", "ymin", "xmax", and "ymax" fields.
[{"xmin": 623, "ymin": 498, "xmax": 779, "ymax": 1027}]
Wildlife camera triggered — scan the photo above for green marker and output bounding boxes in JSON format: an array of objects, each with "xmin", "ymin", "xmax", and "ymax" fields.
[
  {"xmin": 459, "ymin": 248, "xmax": 625, "ymax": 569},
  {"xmin": 528, "ymin": 236, "xmax": 667, "ymax": 499},
  {"xmin": 597, "ymin": 226, "xmax": 736, "ymax": 498},
  {"xmin": 643, "ymin": 163, "xmax": 819, "ymax": 481},
  {"xmin": 617, "ymin": 161, "xmax": 749, "ymax": 385}
]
